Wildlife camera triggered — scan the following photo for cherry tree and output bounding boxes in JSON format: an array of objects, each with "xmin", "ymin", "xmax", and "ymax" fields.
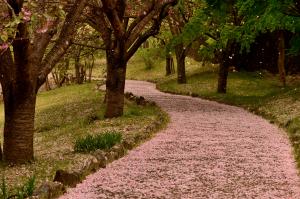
[
  {"xmin": 85, "ymin": 0, "xmax": 178, "ymax": 118},
  {"xmin": 0, "ymin": 0, "xmax": 87, "ymax": 164}
]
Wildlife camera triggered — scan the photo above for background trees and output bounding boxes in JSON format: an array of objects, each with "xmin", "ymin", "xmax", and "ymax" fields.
[{"xmin": 177, "ymin": 0, "xmax": 300, "ymax": 93}]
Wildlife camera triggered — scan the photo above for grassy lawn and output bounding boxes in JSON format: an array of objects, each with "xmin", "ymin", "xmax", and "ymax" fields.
[
  {"xmin": 0, "ymin": 82, "xmax": 166, "ymax": 192},
  {"xmin": 127, "ymin": 54, "xmax": 300, "ymax": 167}
]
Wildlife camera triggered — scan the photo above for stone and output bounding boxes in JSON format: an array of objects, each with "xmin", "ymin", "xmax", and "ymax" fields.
[
  {"xmin": 106, "ymin": 151, "xmax": 118, "ymax": 163},
  {"xmin": 111, "ymin": 144, "xmax": 126, "ymax": 158},
  {"xmin": 53, "ymin": 170, "xmax": 82, "ymax": 187},
  {"xmin": 136, "ymin": 96, "xmax": 146, "ymax": 105},
  {"xmin": 122, "ymin": 138, "xmax": 135, "ymax": 150},
  {"xmin": 191, "ymin": 93, "xmax": 199, "ymax": 97},
  {"xmin": 33, "ymin": 181, "xmax": 65, "ymax": 199},
  {"xmin": 93, "ymin": 149, "xmax": 108, "ymax": 168},
  {"xmin": 125, "ymin": 92, "xmax": 134, "ymax": 99},
  {"xmin": 80, "ymin": 156, "xmax": 100, "ymax": 175}
]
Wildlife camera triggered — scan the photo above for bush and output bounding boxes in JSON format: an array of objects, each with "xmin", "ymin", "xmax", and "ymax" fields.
[
  {"xmin": 74, "ymin": 131, "xmax": 122, "ymax": 152},
  {"xmin": 139, "ymin": 48, "xmax": 165, "ymax": 70}
]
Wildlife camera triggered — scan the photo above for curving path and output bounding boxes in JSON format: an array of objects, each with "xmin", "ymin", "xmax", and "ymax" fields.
[{"xmin": 60, "ymin": 80, "xmax": 300, "ymax": 199}]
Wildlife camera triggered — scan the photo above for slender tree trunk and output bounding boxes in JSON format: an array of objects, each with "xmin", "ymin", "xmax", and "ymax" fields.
[
  {"xmin": 2, "ymin": 82, "xmax": 37, "ymax": 164},
  {"xmin": 217, "ymin": 59, "xmax": 229, "ymax": 93},
  {"xmin": 75, "ymin": 59, "xmax": 81, "ymax": 84},
  {"xmin": 104, "ymin": 51, "xmax": 127, "ymax": 118},
  {"xmin": 166, "ymin": 52, "xmax": 174, "ymax": 76},
  {"xmin": 278, "ymin": 30, "xmax": 286, "ymax": 87},
  {"xmin": 88, "ymin": 57, "xmax": 94, "ymax": 83},
  {"xmin": 74, "ymin": 49, "xmax": 83, "ymax": 84},
  {"xmin": 175, "ymin": 44, "xmax": 186, "ymax": 84},
  {"xmin": 45, "ymin": 76, "xmax": 51, "ymax": 91}
]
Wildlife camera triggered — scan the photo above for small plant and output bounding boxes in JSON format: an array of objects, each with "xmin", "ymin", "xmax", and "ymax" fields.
[
  {"xmin": 1, "ymin": 177, "xmax": 8, "ymax": 199},
  {"xmin": 0, "ymin": 175, "xmax": 35, "ymax": 199},
  {"xmin": 74, "ymin": 131, "xmax": 122, "ymax": 152}
]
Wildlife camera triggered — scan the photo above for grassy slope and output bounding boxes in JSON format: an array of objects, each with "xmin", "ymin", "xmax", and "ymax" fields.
[
  {"xmin": 127, "ymin": 54, "xmax": 300, "ymax": 167},
  {"xmin": 0, "ymin": 82, "xmax": 166, "ymax": 190}
]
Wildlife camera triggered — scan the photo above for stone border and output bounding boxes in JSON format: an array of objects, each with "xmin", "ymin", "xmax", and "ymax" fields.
[{"xmin": 30, "ymin": 93, "xmax": 166, "ymax": 199}]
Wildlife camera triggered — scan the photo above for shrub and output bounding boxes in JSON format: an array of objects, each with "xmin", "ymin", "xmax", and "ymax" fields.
[
  {"xmin": 74, "ymin": 131, "xmax": 122, "ymax": 152},
  {"xmin": 139, "ymin": 48, "xmax": 164, "ymax": 70},
  {"xmin": 142, "ymin": 56, "xmax": 155, "ymax": 70}
]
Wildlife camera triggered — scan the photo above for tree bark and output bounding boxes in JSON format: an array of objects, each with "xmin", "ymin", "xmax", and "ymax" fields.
[
  {"xmin": 104, "ymin": 51, "xmax": 127, "ymax": 118},
  {"xmin": 74, "ymin": 51, "xmax": 83, "ymax": 84},
  {"xmin": 2, "ymin": 81, "xmax": 37, "ymax": 164},
  {"xmin": 45, "ymin": 76, "xmax": 51, "ymax": 91},
  {"xmin": 278, "ymin": 30, "xmax": 286, "ymax": 87},
  {"xmin": 0, "ymin": 0, "xmax": 87, "ymax": 164},
  {"xmin": 166, "ymin": 52, "xmax": 174, "ymax": 76},
  {"xmin": 175, "ymin": 44, "xmax": 187, "ymax": 84},
  {"xmin": 217, "ymin": 59, "xmax": 229, "ymax": 93},
  {"xmin": 217, "ymin": 40, "xmax": 237, "ymax": 93}
]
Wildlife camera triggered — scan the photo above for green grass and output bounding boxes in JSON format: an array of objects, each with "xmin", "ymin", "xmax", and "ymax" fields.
[
  {"xmin": 0, "ymin": 81, "xmax": 165, "ymax": 190},
  {"xmin": 74, "ymin": 131, "xmax": 122, "ymax": 152},
  {"xmin": 127, "ymin": 54, "xmax": 300, "ymax": 167},
  {"xmin": 0, "ymin": 175, "xmax": 35, "ymax": 199}
]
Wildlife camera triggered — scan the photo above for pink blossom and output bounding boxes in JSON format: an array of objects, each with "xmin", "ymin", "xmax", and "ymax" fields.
[
  {"xmin": 21, "ymin": 7, "xmax": 32, "ymax": 22},
  {"xmin": 0, "ymin": 43, "xmax": 9, "ymax": 50}
]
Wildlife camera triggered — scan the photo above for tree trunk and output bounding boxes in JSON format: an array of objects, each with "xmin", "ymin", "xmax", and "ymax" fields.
[
  {"xmin": 166, "ymin": 52, "xmax": 174, "ymax": 76},
  {"xmin": 175, "ymin": 44, "xmax": 186, "ymax": 84},
  {"xmin": 278, "ymin": 30, "xmax": 286, "ymax": 87},
  {"xmin": 2, "ymin": 83, "xmax": 37, "ymax": 164},
  {"xmin": 87, "ymin": 57, "xmax": 94, "ymax": 83},
  {"xmin": 104, "ymin": 51, "xmax": 127, "ymax": 118},
  {"xmin": 217, "ymin": 59, "xmax": 229, "ymax": 93},
  {"xmin": 45, "ymin": 76, "xmax": 51, "ymax": 91},
  {"xmin": 217, "ymin": 40, "xmax": 237, "ymax": 93},
  {"xmin": 75, "ymin": 56, "xmax": 81, "ymax": 84}
]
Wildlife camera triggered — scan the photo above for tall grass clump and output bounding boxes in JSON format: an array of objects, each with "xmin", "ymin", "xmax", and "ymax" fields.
[{"xmin": 74, "ymin": 131, "xmax": 122, "ymax": 152}]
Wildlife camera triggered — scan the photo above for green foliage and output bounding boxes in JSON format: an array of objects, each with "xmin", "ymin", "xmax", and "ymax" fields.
[
  {"xmin": 0, "ymin": 176, "xmax": 35, "ymax": 199},
  {"xmin": 287, "ymin": 116, "xmax": 300, "ymax": 167},
  {"xmin": 177, "ymin": 0, "xmax": 300, "ymax": 58},
  {"xmin": 74, "ymin": 131, "xmax": 122, "ymax": 152},
  {"xmin": 0, "ymin": 177, "xmax": 7, "ymax": 199},
  {"xmin": 289, "ymin": 33, "xmax": 300, "ymax": 55},
  {"xmin": 139, "ymin": 48, "xmax": 165, "ymax": 70},
  {"xmin": 142, "ymin": 54, "xmax": 155, "ymax": 70}
]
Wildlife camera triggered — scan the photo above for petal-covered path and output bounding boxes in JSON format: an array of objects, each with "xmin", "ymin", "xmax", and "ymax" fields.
[{"xmin": 60, "ymin": 80, "xmax": 300, "ymax": 199}]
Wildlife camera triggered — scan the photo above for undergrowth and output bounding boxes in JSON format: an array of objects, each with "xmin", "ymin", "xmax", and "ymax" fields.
[
  {"xmin": 0, "ymin": 176, "xmax": 35, "ymax": 199},
  {"xmin": 74, "ymin": 131, "xmax": 122, "ymax": 152}
]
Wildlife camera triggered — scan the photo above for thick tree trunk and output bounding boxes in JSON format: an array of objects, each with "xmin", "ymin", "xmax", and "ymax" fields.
[
  {"xmin": 217, "ymin": 59, "xmax": 229, "ymax": 93},
  {"xmin": 278, "ymin": 30, "xmax": 286, "ymax": 87},
  {"xmin": 2, "ymin": 84, "xmax": 37, "ymax": 164},
  {"xmin": 175, "ymin": 45, "xmax": 186, "ymax": 84},
  {"xmin": 104, "ymin": 51, "xmax": 127, "ymax": 118}
]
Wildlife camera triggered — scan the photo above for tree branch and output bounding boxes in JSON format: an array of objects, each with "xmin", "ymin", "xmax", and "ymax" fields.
[{"xmin": 37, "ymin": 0, "xmax": 88, "ymax": 87}]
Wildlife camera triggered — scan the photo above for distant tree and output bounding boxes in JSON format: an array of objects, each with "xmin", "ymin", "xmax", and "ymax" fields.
[
  {"xmin": 0, "ymin": 0, "xmax": 87, "ymax": 164},
  {"xmin": 85, "ymin": 0, "xmax": 178, "ymax": 118},
  {"xmin": 168, "ymin": 0, "xmax": 198, "ymax": 84},
  {"xmin": 237, "ymin": 0, "xmax": 300, "ymax": 86},
  {"xmin": 181, "ymin": 0, "xmax": 241, "ymax": 93}
]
